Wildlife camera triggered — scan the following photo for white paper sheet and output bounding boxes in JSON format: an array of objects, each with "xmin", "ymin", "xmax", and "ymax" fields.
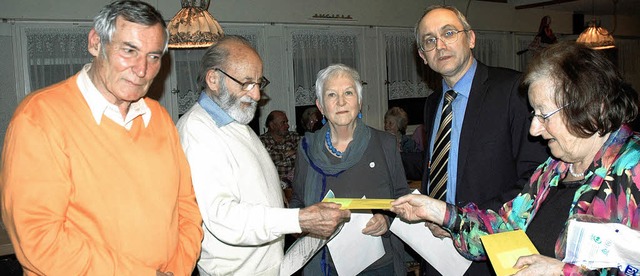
[
  {"xmin": 563, "ymin": 219, "xmax": 640, "ymax": 273},
  {"xmin": 280, "ymin": 233, "xmax": 328, "ymax": 276},
  {"xmin": 327, "ymin": 212, "xmax": 385, "ymax": 276},
  {"xmin": 389, "ymin": 190, "xmax": 471, "ymax": 276}
]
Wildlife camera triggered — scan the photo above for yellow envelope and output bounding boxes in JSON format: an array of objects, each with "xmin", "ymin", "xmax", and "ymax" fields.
[
  {"xmin": 480, "ymin": 230, "xmax": 539, "ymax": 276},
  {"xmin": 322, "ymin": 198, "xmax": 393, "ymax": 210}
]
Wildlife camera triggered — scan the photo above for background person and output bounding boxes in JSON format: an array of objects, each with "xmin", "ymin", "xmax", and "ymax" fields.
[
  {"xmin": 290, "ymin": 64, "xmax": 409, "ymax": 276},
  {"xmin": 177, "ymin": 35, "xmax": 350, "ymax": 275},
  {"xmin": 384, "ymin": 107, "xmax": 420, "ymax": 153},
  {"xmin": 260, "ymin": 110, "xmax": 301, "ymax": 202},
  {"xmin": 299, "ymin": 106, "xmax": 323, "ymax": 135},
  {"xmin": 0, "ymin": 1, "xmax": 203, "ymax": 275},
  {"xmin": 414, "ymin": 5, "xmax": 549, "ymax": 275},
  {"xmin": 392, "ymin": 41, "xmax": 640, "ymax": 276}
]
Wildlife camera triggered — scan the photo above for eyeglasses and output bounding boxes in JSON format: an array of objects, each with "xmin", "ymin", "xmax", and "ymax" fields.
[
  {"xmin": 215, "ymin": 68, "xmax": 270, "ymax": 91},
  {"xmin": 530, "ymin": 103, "xmax": 569, "ymax": 123},
  {"xmin": 420, "ymin": 29, "xmax": 469, "ymax": 52}
]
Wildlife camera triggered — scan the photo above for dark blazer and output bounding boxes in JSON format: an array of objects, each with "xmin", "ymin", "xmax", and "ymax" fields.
[{"xmin": 420, "ymin": 61, "xmax": 549, "ymax": 276}]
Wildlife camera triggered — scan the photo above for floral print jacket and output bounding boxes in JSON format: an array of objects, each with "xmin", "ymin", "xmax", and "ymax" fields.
[{"xmin": 443, "ymin": 125, "xmax": 640, "ymax": 276}]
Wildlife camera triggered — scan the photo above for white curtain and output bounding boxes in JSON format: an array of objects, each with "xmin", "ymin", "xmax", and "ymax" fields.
[
  {"xmin": 291, "ymin": 30, "xmax": 358, "ymax": 106},
  {"xmin": 514, "ymin": 34, "xmax": 536, "ymax": 72},
  {"xmin": 384, "ymin": 32, "xmax": 432, "ymax": 100},
  {"xmin": 472, "ymin": 31, "xmax": 504, "ymax": 67},
  {"xmin": 173, "ymin": 31, "xmax": 259, "ymax": 115},
  {"xmin": 25, "ymin": 27, "xmax": 92, "ymax": 92}
]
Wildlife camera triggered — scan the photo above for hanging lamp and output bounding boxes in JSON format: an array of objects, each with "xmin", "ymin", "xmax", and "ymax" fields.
[
  {"xmin": 167, "ymin": 0, "xmax": 224, "ymax": 49},
  {"xmin": 576, "ymin": 20, "xmax": 615, "ymax": 50},
  {"xmin": 576, "ymin": 0, "xmax": 617, "ymax": 50}
]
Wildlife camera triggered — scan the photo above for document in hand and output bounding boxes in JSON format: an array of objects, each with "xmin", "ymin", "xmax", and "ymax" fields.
[
  {"xmin": 479, "ymin": 230, "xmax": 539, "ymax": 276},
  {"xmin": 327, "ymin": 213, "xmax": 385, "ymax": 275},
  {"xmin": 388, "ymin": 190, "xmax": 472, "ymax": 276},
  {"xmin": 562, "ymin": 219, "xmax": 640, "ymax": 274},
  {"xmin": 279, "ymin": 224, "xmax": 344, "ymax": 276},
  {"xmin": 322, "ymin": 198, "xmax": 393, "ymax": 210}
]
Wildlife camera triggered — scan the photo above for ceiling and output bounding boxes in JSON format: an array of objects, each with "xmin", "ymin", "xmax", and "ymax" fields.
[{"xmin": 490, "ymin": 0, "xmax": 640, "ymax": 16}]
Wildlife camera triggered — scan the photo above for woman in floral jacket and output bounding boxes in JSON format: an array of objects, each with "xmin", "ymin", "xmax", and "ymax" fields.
[{"xmin": 391, "ymin": 41, "xmax": 640, "ymax": 276}]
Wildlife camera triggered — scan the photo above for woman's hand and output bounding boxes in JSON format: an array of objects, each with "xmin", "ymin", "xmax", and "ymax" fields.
[
  {"xmin": 426, "ymin": 222, "xmax": 451, "ymax": 239},
  {"xmin": 390, "ymin": 194, "xmax": 447, "ymax": 224},
  {"xmin": 362, "ymin": 213, "xmax": 388, "ymax": 236},
  {"xmin": 511, "ymin": 254, "xmax": 564, "ymax": 276}
]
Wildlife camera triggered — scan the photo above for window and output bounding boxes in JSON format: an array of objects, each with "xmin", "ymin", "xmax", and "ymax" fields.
[
  {"xmin": 383, "ymin": 30, "xmax": 435, "ymax": 127},
  {"xmin": 17, "ymin": 24, "xmax": 93, "ymax": 95},
  {"xmin": 288, "ymin": 27, "xmax": 360, "ymax": 133}
]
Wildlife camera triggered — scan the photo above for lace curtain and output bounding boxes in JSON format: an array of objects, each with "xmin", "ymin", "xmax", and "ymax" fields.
[
  {"xmin": 173, "ymin": 32, "xmax": 258, "ymax": 116},
  {"xmin": 291, "ymin": 30, "xmax": 358, "ymax": 106},
  {"xmin": 384, "ymin": 32, "xmax": 432, "ymax": 100},
  {"xmin": 473, "ymin": 31, "xmax": 504, "ymax": 67},
  {"xmin": 26, "ymin": 27, "xmax": 92, "ymax": 92}
]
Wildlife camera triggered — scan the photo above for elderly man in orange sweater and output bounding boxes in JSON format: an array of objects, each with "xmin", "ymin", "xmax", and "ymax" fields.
[{"xmin": 0, "ymin": 1, "xmax": 203, "ymax": 275}]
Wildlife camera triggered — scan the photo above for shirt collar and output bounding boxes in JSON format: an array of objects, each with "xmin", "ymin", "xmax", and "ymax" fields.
[
  {"xmin": 197, "ymin": 91, "xmax": 234, "ymax": 126},
  {"xmin": 442, "ymin": 59, "xmax": 477, "ymax": 99},
  {"xmin": 76, "ymin": 63, "xmax": 151, "ymax": 127}
]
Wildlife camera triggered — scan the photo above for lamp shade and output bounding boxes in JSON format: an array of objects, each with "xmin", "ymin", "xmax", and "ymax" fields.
[
  {"xmin": 167, "ymin": 0, "xmax": 224, "ymax": 49},
  {"xmin": 576, "ymin": 20, "xmax": 615, "ymax": 50}
]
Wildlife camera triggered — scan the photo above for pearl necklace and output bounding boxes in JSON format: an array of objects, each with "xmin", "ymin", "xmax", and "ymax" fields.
[
  {"xmin": 568, "ymin": 163, "xmax": 584, "ymax": 178},
  {"xmin": 325, "ymin": 130, "xmax": 342, "ymax": 157}
]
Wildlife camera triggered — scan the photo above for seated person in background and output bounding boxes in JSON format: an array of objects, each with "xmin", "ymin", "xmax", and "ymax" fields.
[
  {"xmin": 411, "ymin": 123, "xmax": 426, "ymax": 152},
  {"xmin": 384, "ymin": 107, "xmax": 424, "ymax": 181},
  {"xmin": 260, "ymin": 110, "xmax": 301, "ymax": 202},
  {"xmin": 299, "ymin": 106, "xmax": 323, "ymax": 135},
  {"xmin": 177, "ymin": 35, "xmax": 350, "ymax": 275},
  {"xmin": 391, "ymin": 41, "xmax": 640, "ymax": 276},
  {"xmin": 384, "ymin": 107, "xmax": 420, "ymax": 153}
]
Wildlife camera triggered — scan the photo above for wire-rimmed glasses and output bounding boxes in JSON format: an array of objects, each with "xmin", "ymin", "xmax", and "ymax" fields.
[
  {"xmin": 420, "ymin": 29, "xmax": 469, "ymax": 52},
  {"xmin": 215, "ymin": 68, "xmax": 270, "ymax": 91},
  {"xmin": 530, "ymin": 103, "xmax": 569, "ymax": 124}
]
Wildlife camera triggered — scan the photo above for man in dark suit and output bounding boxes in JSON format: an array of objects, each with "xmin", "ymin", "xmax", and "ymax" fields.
[{"xmin": 415, "ymin": 5, "xmax": 549, "ymax": 276}]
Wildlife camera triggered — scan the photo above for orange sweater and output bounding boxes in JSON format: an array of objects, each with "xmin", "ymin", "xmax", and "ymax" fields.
[{"xmin": 1, "ymin": 75, "xmax": 203, "ymax": 275}]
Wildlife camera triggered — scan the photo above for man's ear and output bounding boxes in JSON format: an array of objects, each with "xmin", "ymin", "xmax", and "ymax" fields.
[
  {"xmin": 467, "ymin": 30, "xmax": 476, "ymax": 49},
  {"xmin": 418, "ymin": 50, "xmax": 428, "ymax": 65},
  {"xmin": 87, "ymin": 29, "xmax": 101, "ymax": 57},
  {"xmin": 206, "ymin": 69, "xmax": 220, "ymax": 95}
]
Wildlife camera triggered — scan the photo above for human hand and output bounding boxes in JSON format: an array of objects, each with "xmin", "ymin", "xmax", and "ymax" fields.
[
  {"xmin": 390, "ymin": 194, "xmax": 446, "ymax": 224},
  {"xmin": 156, "ymin": 271, "xmax": 174, "ymax": 276},
  {"xmin": 511, "ymin": 254, "xmax": 564, "ymax": 276},
  {"xmin": 299, "ymin": 202, "xmax": 351, "ymax": 238},
  {"xmin": 426, "ymin": 222, "xmax": 451, "ymax": 239},
  {"xmin": 362, "ymin": 213, "xmax": 388, "ymax": 236}
]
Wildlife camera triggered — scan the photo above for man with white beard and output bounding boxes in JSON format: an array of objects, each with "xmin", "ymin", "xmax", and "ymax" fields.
[{"xmin": 176, "ymin": 35, "xmax": 350, "ymax": 276}]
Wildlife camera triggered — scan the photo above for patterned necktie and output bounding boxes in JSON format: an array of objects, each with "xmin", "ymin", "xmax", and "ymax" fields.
[{"xmin": 428, "ymin": 90, "xmax": 457, "ymax": 200}]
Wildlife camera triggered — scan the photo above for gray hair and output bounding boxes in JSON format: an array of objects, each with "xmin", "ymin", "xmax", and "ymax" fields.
[
  {"xmin": 315, "ymin": 64, "xmax": 363, "ymax": 108},
  {"xmin": 414, "ymin": 5, "xmax": 472, "ymax": 51},
  {"xmin": 93, "ymin": 0, "xmax": 168, "ymax": 55},
  {"xmin": 197, "ymin": 35, "xmax": 253, "ymax": 90}
]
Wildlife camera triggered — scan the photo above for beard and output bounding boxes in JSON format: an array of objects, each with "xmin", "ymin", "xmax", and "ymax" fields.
[{"xmin": 212, "ymin": 81, "xmax": 257, "ymax": 125}]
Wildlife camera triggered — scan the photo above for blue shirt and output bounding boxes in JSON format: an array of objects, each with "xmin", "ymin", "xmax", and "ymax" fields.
[
  {"xmin": 197, "ymin": 91, "xmax": 234, "ymax": 126},
  {"xmin": 429, "ymin": 59, "xmax": 477, "ymax": 204}
]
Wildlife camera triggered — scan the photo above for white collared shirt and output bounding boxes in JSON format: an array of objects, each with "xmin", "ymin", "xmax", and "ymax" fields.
[{"xmin": 76, "ymin": 63, "xmax": 151, "ymax": 130}]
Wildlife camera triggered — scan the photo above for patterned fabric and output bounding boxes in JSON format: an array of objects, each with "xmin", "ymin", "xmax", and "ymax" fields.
[
  {"xmin": 443, "ymin": 125, "xmax": 640, "ymax": 275},
  {"xmin": 429, "ymin": 90, "xmax": 457, "ymax": 200},
  {"xmin": 260, "ymin": 131, "xmax": 301, "ymax": 187}
]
